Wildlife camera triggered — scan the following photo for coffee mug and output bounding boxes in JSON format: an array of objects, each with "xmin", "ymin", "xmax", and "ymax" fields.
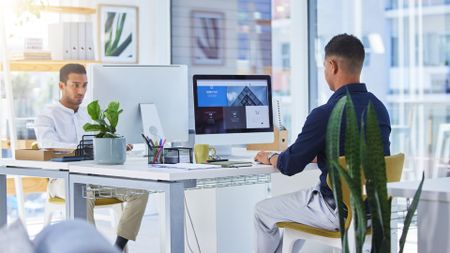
[{"xmin": 194, "ymin": 144, "xmax": 216, "ymax": 164}]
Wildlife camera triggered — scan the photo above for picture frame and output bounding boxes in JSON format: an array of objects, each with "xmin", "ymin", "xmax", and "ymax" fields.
[
  {"xmin": 191, "ymin": 10, "xmax": 225, "ymax": 65},
  {"xmin": 98, "ymin": 5, "xmax": 139, "ymax": 63}
]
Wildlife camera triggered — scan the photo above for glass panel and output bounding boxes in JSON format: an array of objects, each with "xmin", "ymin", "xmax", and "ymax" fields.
[{"xmin": 311, "ymin": 0, "xmax": 450, "ymax": 180}]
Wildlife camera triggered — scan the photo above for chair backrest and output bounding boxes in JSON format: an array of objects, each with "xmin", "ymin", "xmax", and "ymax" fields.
[{"xmin": 327, "ymin": 153, "xmax": 405, "ymax": 229}]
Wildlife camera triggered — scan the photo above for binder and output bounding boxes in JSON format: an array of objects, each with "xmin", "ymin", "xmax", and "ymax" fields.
[
  {"xmin": 78, "ymin": 22, "xmax": 86, "ymax": 60},
  {"xmin": 48, "ymin": 23, "xmax": 64, "ymax": 60},
  {"xmin": 69, "ymin": 22, "xmax": 78, "ymax": 59},
  {"xmin": 85, "ymin": 22, "xmax": 95, "ymax": 60},
  {"xmin": 63, "ymin": 22, "xmax": 71, "ymax": 60}
]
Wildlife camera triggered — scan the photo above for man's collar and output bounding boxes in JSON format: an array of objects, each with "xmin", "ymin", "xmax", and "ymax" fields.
[
  {"xmin": 57, "ymin": 101, "xmax": 77, "ymax": 114},
  {"xmin": 330, "ymin": 83, "xmax": 367, "ymax": 101}
]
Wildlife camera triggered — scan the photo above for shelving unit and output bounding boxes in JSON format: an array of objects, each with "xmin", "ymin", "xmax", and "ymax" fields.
[
  {"xmin": 36, "ymin": 6, "xmax": 96, "ymax": 15},
  {"xmin": 0, "ymin": 5, "xmax": 99, "ymax": 221},
  {"xmin": 0, "ymin": 60, "xmax": 100, "ymax": 72}
]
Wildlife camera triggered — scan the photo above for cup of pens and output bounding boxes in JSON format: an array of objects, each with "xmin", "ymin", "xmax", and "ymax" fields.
[
  {"xmin": 142, "ymin": 134, "xmax": 166, "ymax": 164},
  {"xmin": 148, "ymin": 145, "xmax": 164, "ymax": 164}
]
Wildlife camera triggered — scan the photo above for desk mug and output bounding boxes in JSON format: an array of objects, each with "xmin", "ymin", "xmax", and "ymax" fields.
[{"xmin": 194, "ymin": 144, "xmax": 216, "ymax": 164}]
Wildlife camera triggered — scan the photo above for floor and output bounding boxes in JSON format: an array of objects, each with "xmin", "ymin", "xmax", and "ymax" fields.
[
  {"xmin": 14, "ymin": 214, "xmax": 419, "ymax": 253},
  {"xmin": 8, "ymin": 193, "xmax": 419, "ymax": 253}
]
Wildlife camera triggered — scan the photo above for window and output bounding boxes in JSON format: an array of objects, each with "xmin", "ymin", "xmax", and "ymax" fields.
[{"xmin": 310, "ymin": 0, "xmax": 450, "ymax": 181}]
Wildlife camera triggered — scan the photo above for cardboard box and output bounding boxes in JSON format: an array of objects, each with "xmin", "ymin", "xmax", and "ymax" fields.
[
  {"xmin": 2, "ymin": 139, "xmax": 37, "ymax": 149},
  {"xmin": 246, "ymin": 127, "xmax": 289, "ymax": 152},
  {"xmin": 15, "ymin": 149, "xmax": 75, "ymax": 161}
]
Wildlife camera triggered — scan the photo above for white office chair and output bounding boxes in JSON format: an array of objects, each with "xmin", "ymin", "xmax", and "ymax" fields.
[{"xmin": 432, "ymin": 123, "xmax": 450, "ymax": 178}]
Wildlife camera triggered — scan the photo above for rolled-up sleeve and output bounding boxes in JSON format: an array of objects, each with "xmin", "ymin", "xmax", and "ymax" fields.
[{"xmin": 277, "ymin": 107, "xmax": 329, "ymax": 176}]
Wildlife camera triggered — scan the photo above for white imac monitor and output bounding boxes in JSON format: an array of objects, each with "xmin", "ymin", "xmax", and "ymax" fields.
[
  {"xmin": 193, "ymin": 75, "xmax": 274, "ymax": 146},
  {"xmin": 88, "ymin": 64, "xmax": 189, "ymax": 144}
]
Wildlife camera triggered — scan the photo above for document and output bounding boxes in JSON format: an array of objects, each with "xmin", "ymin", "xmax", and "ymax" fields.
[{"xmin": 150, "ymin": 163, "xmax": 221, "ymax": 170}]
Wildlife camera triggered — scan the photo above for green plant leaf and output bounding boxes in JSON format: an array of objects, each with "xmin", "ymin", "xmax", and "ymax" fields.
[
  {"xmin": 333, "ymin": 160, "xmax": 367, "ymax": 253},
  {"xmin": 326, "ymin": 96, "xmax": 347, "ymax": 249},
  {"xmin": 399, "ymin": 172, "xmax": 425, "ymax": 253},
  {"xmin": 343, "ymin": 92, "xmax": 366, "ymax": 252},
  {"xmin": 83, "ymin": 123, "xmax": 102, "ymax": 132},
  {"xmin": 110, "ymin": 34, "xmax": 132, "ymax": 56},
  {"xmin": 361, "ymin": 103, "xmax": 390, "ymax": 252},
  {"xmin": 105, "ymin": 101, "xmax": 120, "ymax": 130},
  {"xmin": 87, "ymin": 100, "xmax": 101, "ymax": 120},
  {"xmin": 85, "ymin": 100, "xmax": 122, "ymax": 138}
]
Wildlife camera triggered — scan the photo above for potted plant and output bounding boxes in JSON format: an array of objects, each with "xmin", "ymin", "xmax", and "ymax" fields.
[
  {"xmin": 83, "ymin": 100, "xmax": 126, "ymax": 165},
  {"xmin": 326, "ymin": 93, "xmax": 425, "ymax": 253}
]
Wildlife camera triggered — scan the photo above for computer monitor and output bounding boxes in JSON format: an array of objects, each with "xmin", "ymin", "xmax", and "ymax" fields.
[
  {"xmin": 193, "ymin": 75, "xmax": 274, "ymax": 146},
  {"xmin": 87, "ymin": 64, "xmax": 189, "ymax": 144}
]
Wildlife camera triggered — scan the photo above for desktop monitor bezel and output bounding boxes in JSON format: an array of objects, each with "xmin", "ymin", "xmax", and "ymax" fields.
[
  {"xmin": 193, "ymin": 74, "xmax": 274, "ymax": 145},
  {"xmin": 88, "ymin": 64, "xmax": 189, "ymax": 144}
]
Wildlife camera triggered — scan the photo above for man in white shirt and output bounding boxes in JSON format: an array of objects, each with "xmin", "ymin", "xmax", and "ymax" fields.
[{"xmin": 34, "ymin": 63, "xmax": 148, "ymax": 251}]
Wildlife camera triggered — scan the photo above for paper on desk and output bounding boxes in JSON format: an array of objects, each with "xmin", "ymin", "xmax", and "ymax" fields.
[{"xmin": 150, "ymin": 163, "xmax": 222, "ymax": 170}]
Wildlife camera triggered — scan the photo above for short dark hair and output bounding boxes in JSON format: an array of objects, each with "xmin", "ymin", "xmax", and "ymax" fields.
[
  {"xmin": 324, "ymin": 34, "xmax": 365, "ymax": 74},
  {"xmin": 60, "ymin": 63, "xmax": 86, "ymax": 83}
]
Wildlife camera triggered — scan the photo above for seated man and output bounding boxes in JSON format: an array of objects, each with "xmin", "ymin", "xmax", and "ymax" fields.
[
  {"xmin": 254, "ymin": 34, "xmax": 391, "ymax": 253},
  {"xmin": 34, "ymin": 63, "xmax": 149, "ymax": 251}
]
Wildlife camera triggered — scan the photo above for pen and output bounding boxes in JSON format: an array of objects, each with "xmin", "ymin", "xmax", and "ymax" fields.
[{"xmin": 141, "ymin": 133, "xmax": 152, "ymax": 150}]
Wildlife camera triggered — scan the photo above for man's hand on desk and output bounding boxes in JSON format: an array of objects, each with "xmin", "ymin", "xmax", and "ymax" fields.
[{"xmin": 254, "ymin": 151, "xmax": 279, "ymax": 168}]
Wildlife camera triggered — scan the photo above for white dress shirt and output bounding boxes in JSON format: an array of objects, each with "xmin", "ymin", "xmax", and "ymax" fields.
[{"xmin": 34, "ymin": 101, "xmax": 90, "ymax": 149}]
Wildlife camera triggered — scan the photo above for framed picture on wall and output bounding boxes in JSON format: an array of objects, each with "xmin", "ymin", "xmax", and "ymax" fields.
[
  {"xmin": 191, "ymin": 10, "xmax": 225, "ymax": 65},
  {"xmin": 98, "ymin": 5, "xmax": 139, "ymax": 63}
]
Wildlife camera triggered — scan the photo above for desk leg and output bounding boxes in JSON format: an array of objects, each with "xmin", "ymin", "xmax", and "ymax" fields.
[
  {"xmin": 64, "ymin": 173, "xmax": 71, "ymax": 219},
  {"xmin": 418, "ymin": 200, "xmax": 450, "ymax": 253},
  {"xmin": 70, "ymin": 182, "xmax": 87, "ymax": 220},
  {"xmin": 161, "ymin": 182, "xmax": 185, "ymax": 253},
  {"xmin": 0, "ymin": 174, "xmax": 6, "ymax": 227}
]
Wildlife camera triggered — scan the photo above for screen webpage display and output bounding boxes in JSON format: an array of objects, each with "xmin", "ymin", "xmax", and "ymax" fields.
[{"xmin": 195, "ymin": 79, "xmax": 272, "ymax": 134}]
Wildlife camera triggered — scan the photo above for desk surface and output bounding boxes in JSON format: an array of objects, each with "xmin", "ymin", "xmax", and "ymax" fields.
[
  {"xmin": 0, "ymin": 159, "xmax": 74, "ymax": 170},
  {"xmin": 69, "ymin": 158, "xmax": 276, "ymax": 181},
  {"xmin": 388, "ymin": 177, "xmax": 450, "ymax": 202}
]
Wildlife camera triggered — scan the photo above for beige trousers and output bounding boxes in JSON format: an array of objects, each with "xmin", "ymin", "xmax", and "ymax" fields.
[{"xmin": 48, "ymin": 178, "xmax": 149, "ymax": 241}]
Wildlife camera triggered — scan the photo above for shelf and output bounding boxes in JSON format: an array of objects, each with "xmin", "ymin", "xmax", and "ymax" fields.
[
  {"xmin": 0, "ymin": 60, "xmax": 100, "ymax": 72},
  {"xmin": 35, "ymin": 5, "xmax": 96, "ymax": 15}
]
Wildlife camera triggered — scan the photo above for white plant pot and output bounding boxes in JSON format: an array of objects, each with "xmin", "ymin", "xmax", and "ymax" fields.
[{"xmin": 93, "ymin": 137, "xmax": 126, "ymax": 165}]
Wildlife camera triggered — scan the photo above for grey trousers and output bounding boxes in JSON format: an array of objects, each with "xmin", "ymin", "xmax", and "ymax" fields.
[
  {"xmin": 48, "ymin": 179, "xmax": 149, "ymax": 241},
  {"xmin": 254, "ymin": 183, "xmax": 340, "ymax": 253}
]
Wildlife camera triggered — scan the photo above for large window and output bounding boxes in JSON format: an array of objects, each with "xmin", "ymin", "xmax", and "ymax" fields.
[
  {"xmin": 310, "ymin": 0, "xmax": 450, "ymax": 181},
  {"xmin": 171, "ymin": 0, "xmax": 296, "ymax": 141}
]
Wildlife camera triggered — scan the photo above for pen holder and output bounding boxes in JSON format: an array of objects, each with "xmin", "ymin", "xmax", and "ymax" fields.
[{"xmin": 148, "ymin": 146, "xmax": 165, "ymax": 164}]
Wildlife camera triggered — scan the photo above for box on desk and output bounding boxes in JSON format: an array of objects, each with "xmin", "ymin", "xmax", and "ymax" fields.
[
  {"xmin": 246, "ymin": 127, "xmax": 288, "ymax": 152},
  {"xmin": 15, "ymin": 149, "xmax": 75, "ymax": 161}
]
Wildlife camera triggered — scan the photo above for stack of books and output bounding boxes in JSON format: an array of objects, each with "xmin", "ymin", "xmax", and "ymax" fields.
[{"xmin": 11, "ymin": 50, "xmax": 52, "ymax": 61}]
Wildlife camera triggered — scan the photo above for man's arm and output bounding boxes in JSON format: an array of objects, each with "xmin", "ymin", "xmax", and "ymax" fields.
[
  {"xmin": 262, "ymin": 107, "xmax": 328, "ymax": 176},
  {"xmin": 34, "ymin": 115, "xmax": 77, "ymax": 149}
]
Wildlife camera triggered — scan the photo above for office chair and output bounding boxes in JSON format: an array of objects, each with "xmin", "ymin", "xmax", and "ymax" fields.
[{"xmin": 277, "ymin": 153, "xmax": 404, "ymax": 253}]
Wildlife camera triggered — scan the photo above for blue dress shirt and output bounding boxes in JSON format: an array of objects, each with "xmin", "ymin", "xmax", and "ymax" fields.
[{"xmin": 277, "ymin": 83, "xmax": 391, "ymax": 199}]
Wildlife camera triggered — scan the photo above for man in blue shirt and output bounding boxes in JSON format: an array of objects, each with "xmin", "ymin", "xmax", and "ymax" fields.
[{"xmin": 254, "ymin": 34, "xmax": 391, "ymax": 253}]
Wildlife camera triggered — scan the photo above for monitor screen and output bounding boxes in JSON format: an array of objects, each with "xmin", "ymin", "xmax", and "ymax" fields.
[{"xmin": 193, "ymin": 75, "xmax": 273, "ymax": 137}]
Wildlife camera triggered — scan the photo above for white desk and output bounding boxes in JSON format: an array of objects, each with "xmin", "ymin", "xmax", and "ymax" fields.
[
  {"xmin": 388, "ymin": 177, "xmax": 450, "ymax": 253},
  {"xmin": 0, "ymin": 159, "xmax": 74, "ymax": 227},
  {"xmin": 69, "ymin": 158, "xmax": 276, "ymax": 253}
]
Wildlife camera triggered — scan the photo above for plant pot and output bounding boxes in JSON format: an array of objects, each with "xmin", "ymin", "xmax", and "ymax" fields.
[{"xmin": 93, "ymin": 137, "xmax": 126, "ymax": 165}]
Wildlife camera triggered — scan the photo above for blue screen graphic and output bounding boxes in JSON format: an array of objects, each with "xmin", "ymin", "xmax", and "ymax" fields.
[{"xmin": 197, "ymin": 86, "xmax": 228, "ymax": 107}]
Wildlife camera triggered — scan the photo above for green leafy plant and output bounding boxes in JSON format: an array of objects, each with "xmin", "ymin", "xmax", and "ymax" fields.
[
  {"xmin": 83, "ymin": 100, "xmax": 123, "ymax": 138},
  {"xmin": 326, "ymin": 93, "xmax": 425, "ymax": 253}
]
